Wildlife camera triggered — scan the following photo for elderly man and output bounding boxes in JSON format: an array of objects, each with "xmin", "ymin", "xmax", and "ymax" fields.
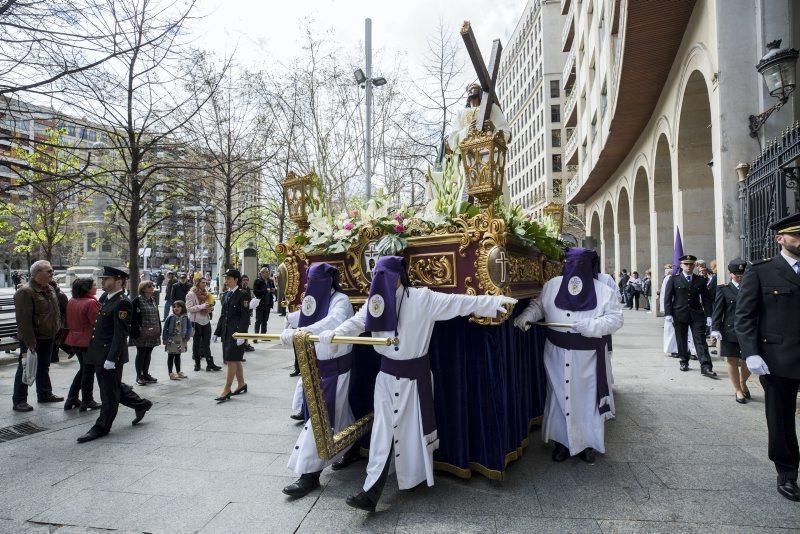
[{"xmin": 12, "ymin": 260, "xmax": 64, "ymax": 412}]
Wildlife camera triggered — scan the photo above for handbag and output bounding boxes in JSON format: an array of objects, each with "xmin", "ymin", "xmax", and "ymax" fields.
[{"xmin": 141, "ymin": 325, "xmax": 160, "ymax": 338}]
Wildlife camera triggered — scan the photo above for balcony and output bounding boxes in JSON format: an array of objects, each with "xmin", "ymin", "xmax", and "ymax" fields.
[
  {"xmin": 562, "ymin": 49, "xmax": 576, "ymax": 90},
  {"xmin": 561, "ymin": 6, "xmax": 575, "ymax": 52},
  {"xmin": 564, "ymin": 127, "xmax": 578, "ymax": 165},
  {"xmin": 564, "ymin": 88, "xmax": 577, "ymax": 127},
  {"xmin": 561, "ymin": 0, "xmax": 572, "ymax": 15},
  {"xmin": 566, "ymin": 169, "xmax": 580, "ymax": 199}
]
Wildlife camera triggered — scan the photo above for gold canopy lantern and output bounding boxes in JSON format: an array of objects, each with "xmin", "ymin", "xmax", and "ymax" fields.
[
  {"xmin": 460, "ymin": 128, "xmax": 508, "ymax": 207},
  {"xmin": 283, "ymin": 171, "xmax": 320, "ymax": 234}
]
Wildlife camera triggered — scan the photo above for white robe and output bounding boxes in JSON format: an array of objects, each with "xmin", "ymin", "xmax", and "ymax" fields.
[
  {"xmin": 516, "ymin": 278, "xmax": 623, "ymax": 456},
  {"xmin": 286, "ymin": 291, "xmax": 355, "ymax": 475},
  {"xmin": 446, "ymin": 105, "xmax": 511, "ymax": 152},
  {"xmin": 659, "ymin": 275, "xmax": 696, "ymax": 355},
  {"xmin": 333, "ymin": 286, "xmax": 501, "ymax": 491}
]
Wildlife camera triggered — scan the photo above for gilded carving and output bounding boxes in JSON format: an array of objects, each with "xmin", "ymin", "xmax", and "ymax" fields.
[
  {"xmin": 276, "ymin": 242, "xmax": 308, "ymax": 311},
  {"xmin": 408, "ymin": 253, "xmax": 457, "ymax": 288},
  {"xmin": 509, "ymin": 256, "xmax": 542, "ymax": 283},
  {"xmin": 345, "ymin": 226, "xmax": 385, "ymax": 293}
]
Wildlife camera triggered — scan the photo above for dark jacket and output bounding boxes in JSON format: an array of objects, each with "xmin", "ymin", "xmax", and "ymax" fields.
[
  {"xmin": 168, "ymin": 281, "xmax": 191, "ymax": 303},
  {"xmin": 735, "ymin": 255, "xmax": 800, "ymax": 379},
  {"xmin": 707, "ymin": 273, "xmax": 718, "ymax": 303},
  {"xmin": 663, "ymin": 273, "xmax": 713, "ymax": 323},
  {"xmin": 711, "ymin": 283, "xmax": 739, "ymax": 343},
  {"xmin": 253, "ymin": 277, "xmax": 275, "ymax": 309},
  {"xmin": 86, "ymin": 291, "xmax": 132, "ymax": 366},
  {"xmin": 14, "ymin": 282, "xmax": 61, "ymax": 348},
  {"xmin": 214, "ymin": 287, "xmax": 251, "ymax": 359},
  {"xmin": 130, "ymin": 295, "xmax": 161, "ymax": 340}
]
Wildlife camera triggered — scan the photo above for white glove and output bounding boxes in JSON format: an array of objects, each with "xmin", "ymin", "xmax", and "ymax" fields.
[
  {"xmin": 495, "ymin": 296, "xmax": 518, "ymax": 314},
  {"xmin": 746, "ymin": 355, "xmax": 770, "ymax": 375},
  {"xmin": 318, "ymin": 330, "xmax": 335, "ymax": 345},
  {"xmin": 249, "ymin": 298, "xmax": 260, "ymax": 310},
  {"xmin": 103, "ymin": 360, "xmax": 116, "ymax": 370},
  {"xmin": 706, "ymin": 317, "xmax": 712, "ymax": 327},
  {"xmin": 572, "ymin": 318, "xmax": 599, "ymax": 338},
  {"xmin": 710, "ymin": 331, "xmax": 722, "ymax": 341},
  {"xmin": 212, "ymin": 335, "xmax": 219, "ymax": 343},
  {"xmin": 281, "ymin": 328, "xmax": 295, "ymax": 346},
  {"xmin": 236, "ymin": 338, "xmax": 245, "ymax": 346},
  {"xmin": 664, "ymin": 315, "xmax": 674, "ymax": 324},
  {"xmin": 513, "ymin": 316, "xmax": 531, "ymax": 331}
]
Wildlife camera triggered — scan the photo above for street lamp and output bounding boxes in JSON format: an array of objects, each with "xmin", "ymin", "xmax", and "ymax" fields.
[
  {"xmin": 354, "ymin": 18, "xmax": 388, "ymax": 200},
  {"xmin": 184, "ymin": 206, "xmax": 207, "ymax": 275},
  {"xmin": 749, "ymin": 39, "xmax": 799, "ymax": 138}
]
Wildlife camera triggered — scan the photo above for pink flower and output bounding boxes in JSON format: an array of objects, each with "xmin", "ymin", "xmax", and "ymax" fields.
[
  {"xmin": 349, "ymin": 209, "xmax": 359, "ymax": 218},
  {"xmin": 394, "ymin": 223, "xmax": 405, "ymax": 233},
  {"xmin": 343, "ymin": 222, "xmax": 355, "ymax": 231},
  {"xmin": 393, "ymin": 213, "xmax": 403, "ymax": 222}
]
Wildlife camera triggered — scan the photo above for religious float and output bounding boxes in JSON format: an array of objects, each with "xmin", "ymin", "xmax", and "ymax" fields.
[{"xmin": 269, "ymin": 23, "xmax": 566, "ymax": 481}]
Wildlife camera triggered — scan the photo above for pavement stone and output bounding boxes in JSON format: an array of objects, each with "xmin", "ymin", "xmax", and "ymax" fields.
[{"xmin": 0, "ymin": 308, "xmax": 797, "ymax": 532}]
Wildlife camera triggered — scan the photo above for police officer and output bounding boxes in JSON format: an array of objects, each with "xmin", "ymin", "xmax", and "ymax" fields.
[
  {"xmin": 663, "ymin": 254, "xmax": 716, "ymax": 377},
  {"xmin": 77, "ymin": 267, "xmax": 152, "ymax": 443},
  {"xmin": 212, "ymin": 269, "xmax": 258, "ymax": 402},
  {"xmin": 735, "ymin": 212, "xmax": 800, "ymax": 502},
  {"xmin": 710, "ymin": 259, "xmax": 750, "ymax": 403}
]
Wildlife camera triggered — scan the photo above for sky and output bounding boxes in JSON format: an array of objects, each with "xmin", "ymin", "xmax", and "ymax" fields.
[{"xmin": 189, "ymin": 0, "xmax": 525, "ymax": 81}]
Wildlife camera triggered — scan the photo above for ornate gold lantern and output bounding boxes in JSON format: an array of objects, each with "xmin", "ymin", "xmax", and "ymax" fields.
[
  {"xmin": 459, "ymin": 128, "xmax": 507, "ymax": 207},
  {"xmin": 284, "ymin": 171, "xmax": 319, "ymax": 234},
  {"xmin": 543, "ymin": 202, "xmax": 565, "ymax": 234}
]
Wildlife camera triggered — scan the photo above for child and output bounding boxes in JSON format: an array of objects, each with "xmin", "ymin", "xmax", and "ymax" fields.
[{"xmin": 163, "ymin": 300, "xmax": 192, "ymax": 380}]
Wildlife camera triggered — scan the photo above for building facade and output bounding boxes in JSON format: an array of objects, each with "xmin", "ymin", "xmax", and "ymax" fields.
[
  {"xmin": 498, "ymin": 0, "xmax": 566, "ymax": 220},
  {"xmin": 561, "ymin": 0, "xmax": 799, "ymax": 313}
]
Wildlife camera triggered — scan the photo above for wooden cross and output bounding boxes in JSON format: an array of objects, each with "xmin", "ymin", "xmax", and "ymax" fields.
[{"xmin": 460, "ymin": 21, "xmax": 503, "ymax": 132}]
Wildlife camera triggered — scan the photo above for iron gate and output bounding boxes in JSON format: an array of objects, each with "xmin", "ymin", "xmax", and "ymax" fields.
[{"xmin": 741, "ymin": 121, "xmax": 800, "ymax": 261}]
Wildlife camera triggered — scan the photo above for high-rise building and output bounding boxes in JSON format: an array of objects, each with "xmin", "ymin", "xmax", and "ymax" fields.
[
  {"xmin": 560, "ymin": 0, "xmax": 799, "ymax": 306},
  {"xmin": 498, "ymin": 0, "xmax": 566, "ymax": 220}
]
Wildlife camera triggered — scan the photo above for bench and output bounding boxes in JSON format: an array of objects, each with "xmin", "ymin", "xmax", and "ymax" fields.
[{"xmin": 0, "ymin": 295, "xmax": 19, "ymax": 351}]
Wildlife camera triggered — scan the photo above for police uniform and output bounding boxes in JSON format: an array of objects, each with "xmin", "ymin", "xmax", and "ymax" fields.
[
  {"xmin": 711, "ymin": 259, "xmax": 747, "ymax": 358},
  {"xmin": 735, "ymin": 212, "xmax": 800, "ymax": 501},
  {"xmin": 78, "ymin": 267, "xmax": 152, "ymax": 443},
  {"xmin": 663, "ymin": 255, "xmax": 715, "ymax": 375},
  {"xmin": 214, "ymin": 270, "xmax": 251, "ymax": 362}
]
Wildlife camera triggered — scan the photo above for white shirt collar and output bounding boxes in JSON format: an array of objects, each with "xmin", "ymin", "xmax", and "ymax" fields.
[
  {"xmin": 732, "ymin": 281, "xmax": 740, "ymax": 289},
  {"xmin": 106, "ymin": 289, "xmax": 123, "ymax": 300},
  {"xmin": 781, "ymin": 250, "xmax": 799, "ymax": 267}
]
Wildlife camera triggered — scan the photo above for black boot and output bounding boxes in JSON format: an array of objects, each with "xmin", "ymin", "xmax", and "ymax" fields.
[
  {"xmin": 578, "ymin": 447, "xmax": 596, "ymax": 463},
  {"xmin": 331, "ymin": 446, "xmax": 363, "ymax": 471},
  {"xmin": 551, "ymin": 442, "xmax": 570, "ymax": 462},
  {"xmin": 193, "ymin": 358, "xmax": 201, "ymax": 372},
  {"xmin": 282, "ymin": 473, "xmax": 320, "ymax": 497}
]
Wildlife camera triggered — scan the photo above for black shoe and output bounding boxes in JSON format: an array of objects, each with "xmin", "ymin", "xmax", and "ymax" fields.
[
  {"xmin": 136, "ymin": 376, "xmax": 147, "ymax": 386},
  {"xmin": 289, "ymin": 370, "xmax": 301, "ymax": 377},
  {"xmin": 680, "ymin": 362, "xmax": 689, "ymax": 372},
  {"xmin": 144, "ymin": 375, "xmax": 158, "ymax": 384},
  {"xmin": 735, "ymin": 394, "xmax": 747, "ymax": 404},
  {"xmin": 346, "ymin": 491, "xmax": 377, "ymax": 512},
  {"xmin": 578, "ymin": 448, "xmax": 596, "ymax": 463},
  {"xmin": 701, "ymin": 368, "xmax": 718, "ymax": 379},
  {"xmin": 232, "ymin": 384, "xmax": 248, "ymax": 395},
  {"xmin": 194, "ymin": 365, "xmax": 201, "ymax": 372},
  {"xmin": 331, "ymin": 447, "xmax": 363, "ymax": 471},
  {"xmin": 289, "ymin": 412, "xmax": 304, "ymax": 421},
  {"xmin": 215, "ymin": 392, "xmax": 232, "ymax": 403},
  {"xmin": 253, "ymin": 340, "xmax": 259, "ymax": 344},
  {"xmin": 64, "ymin": 398, "xmax": 81, "ymax": 410},
  {"xmin": 551, "ymin": 443, "xmax": 570, "ymax": 462},
  {"xmin": 742, "ymin": 385, "xmax": 751, "ymax": 399},
  {"xmin": 690, "ymin": 355, "xmax": 699, "ymax": 361},
  {"xmin": 282, "ymin": 475, "xmax": 320, "ymax": 497},
  {"xmin": 244, "ymin": 344, "xmax": 255, "ymax": 352},
  {"xmin": 670, "ymin": 353, "xmax": 680, "ymax": 358},
  {"xmin": 12, "ymin": 402, "xmax": 33, "ymax": 412},
  {"xmin": 80, "ymin": 400, "xmax": 102, "ymax": 412},
  {"xmin": 777, "ymin": 479, "xmax": 800, "ymax": 502},
  {"xmin": 38, "ymin": 394, "xmax": 64, "ymax": 403},
  {"xmin": 132, "ymin": 401, "xmax": 153, "ymax": 425},
  {"xmin": 77, "ymin": 428, "xmax": 106, "ymax": 443}
]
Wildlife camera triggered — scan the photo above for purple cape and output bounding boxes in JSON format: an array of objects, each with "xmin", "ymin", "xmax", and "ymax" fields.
[
  {"xmin": 298, "ymin": 263, "xmax": 340, "ymax": 327},
  {"xmin": 364, "ymin": 256, "xmax": 409, "ymax": 332},
  {"xmin": 554, "ymin": 248, "xmax": 598, "ymax": 312}
]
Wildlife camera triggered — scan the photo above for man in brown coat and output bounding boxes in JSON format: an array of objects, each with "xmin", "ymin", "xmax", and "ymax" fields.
[{"xmin": 12, "ymin": 260, "xmax": 64, "ymax": 412}]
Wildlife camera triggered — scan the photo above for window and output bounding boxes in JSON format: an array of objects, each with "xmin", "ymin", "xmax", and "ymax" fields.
[
  {"xmin": 550, "ymin": 105, "xmax": 560, "ymax": 123},
  {"xmin": 550, "ymin": 80, "xmax": 560, "ymax": 99},
  {"xmin": 552, "ymin": 154, "xmax": 562, "ymax": 172}
]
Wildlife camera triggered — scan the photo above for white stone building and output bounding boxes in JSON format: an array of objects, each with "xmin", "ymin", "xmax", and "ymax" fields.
[
  {"xmin": 498, "ymin": 0, "xmax": 566, "ymax": 220},
  {"xmin": 561, "ymin": 0, "xmax": 799, "ymax": 312}
]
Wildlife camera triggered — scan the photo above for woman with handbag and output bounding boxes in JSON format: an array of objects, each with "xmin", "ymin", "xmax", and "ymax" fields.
[
  {"xmin": 132, "ymin": 281, "xmax": 162, "ymax": 385},
  {"xmin": 186, "ymin": 277, "xmax": 221, "ymax": 371},
  {"xmin": 63, "ymin": 278, "xmax": 102, "ymax": 411}
]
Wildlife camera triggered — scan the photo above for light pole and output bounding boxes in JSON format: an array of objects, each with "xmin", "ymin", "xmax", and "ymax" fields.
[
  {"xmin": 354, "ymin": 18, "xmax": 387, "ymax": 200},
  {"xmin": 184, "ymin": 206, "xmax": 205, "ymax": 275}
]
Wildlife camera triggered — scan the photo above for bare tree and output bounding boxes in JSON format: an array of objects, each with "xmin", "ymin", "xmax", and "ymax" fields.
[{"xmin": 57, "ymin": 0, "xmax": 223, "ymax": 291}]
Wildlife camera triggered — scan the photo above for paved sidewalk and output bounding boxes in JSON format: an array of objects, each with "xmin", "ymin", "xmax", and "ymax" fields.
[{"xmin": 0, "ymin": 310, "xmax": 798, "ymax": 533}]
